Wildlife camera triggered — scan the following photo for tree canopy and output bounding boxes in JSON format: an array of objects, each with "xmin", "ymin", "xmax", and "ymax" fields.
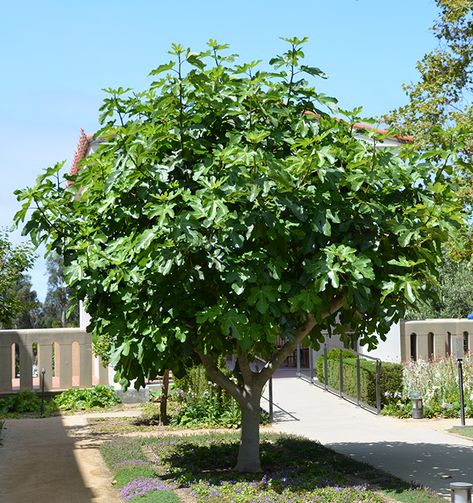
[
  {"xmin": 386, "ymin": 0, "xmax": 472, "ymax": 221},
  {"xmin": 0, "ymin": 230, "xmax": 35, "ymax": 326},
  {"xmin": 42, "ymin": 252, "xmax": 79, "ymax": 328},
  {"xmin": 386, "ymin": 0, "xmax": 472, "ymax": 149},
  {"xmin": 15, "ymin": 38, "xmax": 465, "ymax": 471},
  {"xmin": 0, "ymin": 274, "xmax": 43, "ymax": 329},
  {"xmin": 405, "ymin": 255, "xmax": 473, "ymax": 319},
  {"xmin": 386, "ymin": 0, "xmax": 472, "ymax": 314}
]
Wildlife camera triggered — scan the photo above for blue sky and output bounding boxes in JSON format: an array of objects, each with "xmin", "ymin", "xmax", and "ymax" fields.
[{"xmin": 1, "ymin": 0, "xmax": 439, "ymax": 301}]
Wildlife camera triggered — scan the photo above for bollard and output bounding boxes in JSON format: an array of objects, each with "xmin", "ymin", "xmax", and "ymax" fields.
[
  {"xmin": 450, "ymin": 482, "xmax": 472, "ymax": 503},
  {"xmin": 411, "ymin": 396, "xmax": 423, "ymax": 419}
]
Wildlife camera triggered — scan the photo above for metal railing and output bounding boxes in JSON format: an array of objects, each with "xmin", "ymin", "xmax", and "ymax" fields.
[{"xmin": 296, "ymin": 343, "xmax": 382, "ymax": 415}]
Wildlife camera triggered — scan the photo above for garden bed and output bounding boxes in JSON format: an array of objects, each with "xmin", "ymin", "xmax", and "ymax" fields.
[{"xmin": 100, "ymin": 432, "xmax": 444, "ymax": 502}]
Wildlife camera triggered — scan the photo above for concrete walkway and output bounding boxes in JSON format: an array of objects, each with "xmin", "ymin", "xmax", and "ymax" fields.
[
  {"xmin": 0, "ymin": 411, "xmax": 141, "ymax": 503},
  {"xmin": 266, "ymin": 370, "xmax": 473, "ymax": 499}
]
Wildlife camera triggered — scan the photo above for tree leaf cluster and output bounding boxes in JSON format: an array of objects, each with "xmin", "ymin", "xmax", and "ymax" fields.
[{"xmin": 386, "ymin": 0, "xmax": 472, "ymax": 220}]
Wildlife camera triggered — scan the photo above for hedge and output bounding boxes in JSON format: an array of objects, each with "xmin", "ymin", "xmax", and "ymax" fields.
[{"xmin": 316, "ymin": 349, "xmax": 403, "ymax": 408}]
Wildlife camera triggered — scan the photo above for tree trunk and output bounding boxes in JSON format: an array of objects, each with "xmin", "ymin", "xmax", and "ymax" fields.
[
  {"xmin": 235, "ymin": 387, "xmax": 262, "ymax": 472},
  {"xmin": 160, "ymin": 369, "xmax": 170, "ymax": 425}
]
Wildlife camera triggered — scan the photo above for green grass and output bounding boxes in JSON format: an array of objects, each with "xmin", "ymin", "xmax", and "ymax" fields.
[
  {"xmin": 127, "ymin": 491, "xmax": 179, "ymax": 503},
  {"xmin": 100, "ymin": 432, "xmax": 444, "ymax": 502},
  {"xmin": 448, "ymin": 425, "xmax": 473, "ymax": 439}
]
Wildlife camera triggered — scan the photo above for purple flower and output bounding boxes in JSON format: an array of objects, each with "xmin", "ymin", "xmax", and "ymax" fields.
[{"xmin": 120, "ymin": 478, "xmax": 172, "ymax": 500}]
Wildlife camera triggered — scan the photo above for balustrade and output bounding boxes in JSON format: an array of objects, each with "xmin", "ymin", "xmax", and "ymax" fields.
[{"xmin": 0, "ymin": 328, "xmax": 108, "ymax": 393}]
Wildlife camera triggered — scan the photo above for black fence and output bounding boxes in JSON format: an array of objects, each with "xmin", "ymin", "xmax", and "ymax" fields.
[{"xmin": 296, "ymin": 343, "xmax": 382, "ymax": 415}]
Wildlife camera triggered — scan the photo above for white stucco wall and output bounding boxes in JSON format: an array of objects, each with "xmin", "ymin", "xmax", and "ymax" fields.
[
  {"xmin": 79, "ymin": 300, "xmax": 91, "ymax": 329},
  {"xmin": 358, "ymin": 322, "xmax": 402, "ymax": 363}
]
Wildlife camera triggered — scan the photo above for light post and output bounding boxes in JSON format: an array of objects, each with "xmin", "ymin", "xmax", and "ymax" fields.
[{"xmin": 458, "ymin": 358, "xmax": 466, "ymax": 427}]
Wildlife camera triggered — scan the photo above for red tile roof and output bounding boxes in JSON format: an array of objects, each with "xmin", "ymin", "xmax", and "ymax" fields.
[
  {"xmin": 70, "ymin": 129, "xmax": 94, "ymax": 177},
  {"xmin": 351, "ymin": 122, "xmax": 413, "ymax": 143}
]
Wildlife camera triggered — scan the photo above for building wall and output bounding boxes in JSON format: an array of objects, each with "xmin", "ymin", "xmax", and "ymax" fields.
[
  {"xmin": 400, "ymin": 319, "xmax": 473, "ymax": 361},
  {"xmin": 0, "ymin": 328, "xmax": 108, "ymax": 393},
  {"xmin": 358, "ymin": 322, "xmax": 402, "ymax": 363},
  {"xmin": 323, "ymin": 319, "xmax": 473, "ymax": 363}
]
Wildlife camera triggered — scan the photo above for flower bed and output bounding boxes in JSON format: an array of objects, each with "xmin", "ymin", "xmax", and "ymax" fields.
[
  {"xmin": 100, "ymin": 432, "xmax": 444, "ymax": 502},
  {"xmin": 382, "ymin": 354, "xmax": 473, "ymax": 418}
]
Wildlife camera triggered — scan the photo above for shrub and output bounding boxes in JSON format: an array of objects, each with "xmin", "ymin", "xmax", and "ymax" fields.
[
  {"xmin": 0, "ymin": 391, "xmax": 41, "ymax": 414},
  {"xmin": 316, "ymin": 350, "xmax": 403, "ymax": 408},
  {"xmin": 53, "ymin": 385, "xmax": 121, "ymax": 411},
  {"xmin": 315, "ymin": 348, "xmax": 356, "ymax": 381},
  {"xmin": 172, "ymin": 362, "xmax": 269, "ymax": 428},
  {"xmin": 172, "ymin": 364, "xmax": 242, "ymax": 428}
]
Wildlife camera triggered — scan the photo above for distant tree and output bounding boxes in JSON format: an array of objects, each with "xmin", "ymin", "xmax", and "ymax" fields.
[
  {"xmin": 0, "ymin": 230, "xmax": 35, "ymax": 326},
  {"xmin": 406, "ymin": 255, "xmax": 473, "ymax": 319},
  {"xmin": 387, "ymin": 0, "xmax": 472, "ymax": 314},
  {"xmin": 0, "ymin": 274, "xmax": 43, "ymax": 329},
  {"xmin": 43, "ymin": 252, "xmax": 79, "ymax": 327},
  {"xmin": 386, "ymin": 0, "xmax": 472, "ymax": 222}
]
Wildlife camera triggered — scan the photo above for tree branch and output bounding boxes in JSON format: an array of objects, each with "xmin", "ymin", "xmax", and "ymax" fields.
[
  {"xmin": 237, "ymin": 349, "xmax": 253, "ymax": 384},
  {"xmin": 258, "ymin": 295, "xmax": 345, "ymax": 384},
  {"xmin": 196, "ymin": 350, "xmax": 243, "ymax": 403}
]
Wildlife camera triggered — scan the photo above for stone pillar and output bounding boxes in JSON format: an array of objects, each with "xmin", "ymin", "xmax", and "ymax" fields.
[
  {"xmin": 19, "ymin": 342, "xmax": 33, "ymax": 391},
  {"xmin": 59, "ymin": 343, "xmax": 73, "ymax": 389},
  {"xmin": 0, "ymin": 343, "xmax": 12, "ymax": 392},
  {"xmin": 417, "ymin": 332, "xmax": 429, "ymax": 360},
  {"xmin": 98, "ymin": 358, "xmax": 109, "ymax": 385},
  {"xmin": 434, "ymin": 333, "xmax": 445, "ymax": 359},
  {"xmin": 79, "ymin": 343, "xmax": 93, "ymax": 387},
  {"xmin": 38, "ymin": 343, "xmax": 53, "ymax": 390}
]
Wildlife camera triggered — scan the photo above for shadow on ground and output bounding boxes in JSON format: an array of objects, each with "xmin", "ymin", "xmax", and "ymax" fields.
[
  {"xmin": 140, "ymin": 432, "xmax": 433, "ymax": 500},
  {"xmin": 0, "ymin": 416, "xmax": 113, "ymax": 502},
  {"xmin": 327, "ymin": 440, "xmax": 473, "ymax": 498}
]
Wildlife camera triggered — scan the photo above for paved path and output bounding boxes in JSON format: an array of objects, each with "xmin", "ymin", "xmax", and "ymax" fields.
[
  {"xmin": 265, "ymin": 370, "xmax": 473, "ymax": 499},
  {"xmin": 0, "ymin": 410, "xmax": 141, "ymax": 503}
]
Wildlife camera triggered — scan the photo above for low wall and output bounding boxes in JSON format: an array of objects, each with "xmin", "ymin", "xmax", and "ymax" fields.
[
  {"xmin": 0, "ymin": 328, "xmax": 108, "ymax": 393},
  {"xmin": 400, "ymin": 319, "xmax": 473, "ymax": 361}
]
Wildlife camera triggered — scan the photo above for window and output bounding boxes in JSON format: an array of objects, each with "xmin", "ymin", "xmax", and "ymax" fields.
[
  {"xmin": 445, "ymin": 332, "xmax": 452, "ymax": 357},
  {"xmin": 464, "ymin": 331, "xmax": 469, "ymax": 353},
  {"xmin": 428, "ymin": 332, "xmax": 434, "ymax": 360},
  {"xmin": 410, "ymin": 333, "xmax": 417, "ymax": 361}
]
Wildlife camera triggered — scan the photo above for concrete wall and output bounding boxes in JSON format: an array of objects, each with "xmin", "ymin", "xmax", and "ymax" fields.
[
  {"xmin": 319, "ymin": 319, "xmax": 472, "ymax": 363},
  {"xmin": 358, "ymin": 322, "xmax": 402, "ymax": 363},
  {"xmin": 400, "ymin": 319, "xmax": 473, "ymax": 361},
  {"xmin": 0, "ymin": 328, "xmax": 108, "ymax": 393}
]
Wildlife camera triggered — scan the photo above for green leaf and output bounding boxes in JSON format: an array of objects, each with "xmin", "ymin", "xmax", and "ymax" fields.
[
  {"xmin": 136, "ymin": 229, "xmax": 156, "ymax": 250},
  {"xmin": 300, "ymin": 65, "xmax": 327, "ymax": 79},
  {"xmin": 186, "ymin": 53, "xmax": 206, "ymax": 69},
  {"xmin": 232, "ymin": 283, "xmax": 244, "ymax": 295},
  {"xmin": 403, "ymin": 282, "xmax": 416, "ymax": 303},
  {"xmin": 149, "ymin": 61, "xmax": 175, "ymax": 75},
  {"xmin": 328, "ymin": 270, "xmax": 339, "ymax": 288},
  {"xmin": 221, "ymin": 310, "xmax": 248, "ymax": 339}
]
